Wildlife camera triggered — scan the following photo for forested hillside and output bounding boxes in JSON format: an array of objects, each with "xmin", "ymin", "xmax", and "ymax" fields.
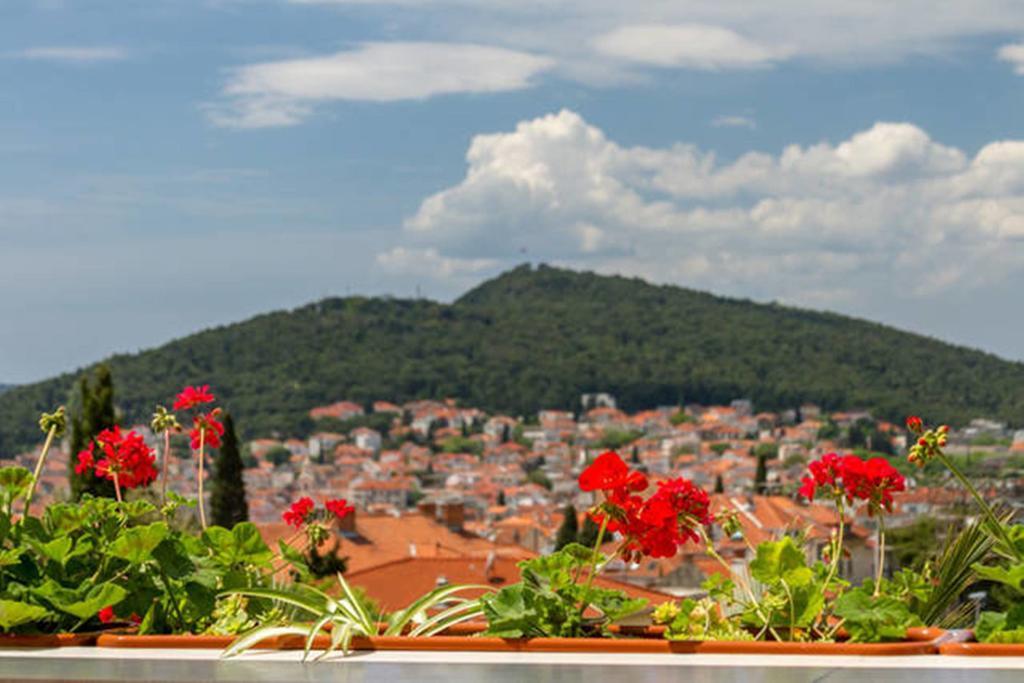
[{"xmin": 1, "ymin": 264, "xmax": 1022, "ymax": 455}]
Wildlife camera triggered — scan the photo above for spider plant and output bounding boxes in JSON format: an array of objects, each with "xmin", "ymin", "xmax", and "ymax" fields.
[{"xmin": 222, "ymin": 573, "xmax": 487, "ymax": 661}]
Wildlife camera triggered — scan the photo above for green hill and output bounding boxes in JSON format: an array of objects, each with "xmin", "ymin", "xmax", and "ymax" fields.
[{"xmin": 1, "ymin": 264, "xmax": 1022, "ymax": 455}]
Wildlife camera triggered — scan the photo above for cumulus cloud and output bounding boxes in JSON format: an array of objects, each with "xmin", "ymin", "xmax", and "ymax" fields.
[
  {"xmin": 15, "ymin": 46, "xmax": 128, "ymax": 64},
  {"xmin": 998, "ymin": 43, "xmax": 1024, "ymax": 74},
  {"xmin": 393, "ymin": 110, "xmax": 1024, "ymax": 306},
  {"xmin": 207, "ymin": 42, "xmax": 554, "ymax": 128}
]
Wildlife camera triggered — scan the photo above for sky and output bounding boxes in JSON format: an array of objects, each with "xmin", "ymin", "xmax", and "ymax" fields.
[{"xmin": 2, "ymin": 0, "xmax": 1024, "ymax": 384}]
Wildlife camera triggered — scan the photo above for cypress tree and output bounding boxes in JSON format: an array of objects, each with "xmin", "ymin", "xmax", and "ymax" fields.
[
  {"xmin": 577, "ymin": 515, "xmax": 601, "ymax": 548},
  {"xmin": 754, "ymin": 454, "xmax": 768, "ymax": 495},
  {"xmin": 210, "ymin": 412, "xmax": 249, "ymax": 528},
  {"xmin": 69, "ymin": 365, "xmax": 117, "ymax": 501},
  {"xmin": 554, "ymin": 504, "xmax": 579, "ymax": 551},
  {"xmin": 496, "ymin": 490, "xmax": 506, "ymax": 506},
  {"xmin": 714, "ymin": 474, "xmax": 725, "ymax": 494}
]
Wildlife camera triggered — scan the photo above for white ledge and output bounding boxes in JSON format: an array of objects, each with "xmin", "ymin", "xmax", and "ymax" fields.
[{"xmin": 0, "ymin": 646, "xmax": 1023, "ymax": 670}]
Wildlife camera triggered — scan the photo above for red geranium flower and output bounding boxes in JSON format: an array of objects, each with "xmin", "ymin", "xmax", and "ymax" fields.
[
  {"xmin": 283, "ymin": 496, "xmax": 315, "ymax": 528},
  {"xmin": 905, "ymin": 416, "xmax": 923, "ymax": 434},
  {"xmin": 77, "ymin": 427, "xmax": 158, "ymax": 490},
  {"xmin": 190, "ymin": 410, "xmax": 224, "ymax": 450},
  {"xmin": 842, "ymin": 456, "xmax": 905, "ymax": 514},
  {"xmin": 325, "ymin": 498, "xmax": 354, "ymax": 522},
  {"xmin": 98, "ymin": 606, "xmax": 115, "ymax": 624},
  {"xmin": 798, "ymin": 452, "xmax": 843, "ymax": 501},
  {"xmin": 173, "ymin": 385, "xmax": 216, "ymax": 411},
  {"xmin": 75, "ymin": 443, "xmax": 96, "ymax": 475},
  {"xmin": 579, "ymin": 451, "xmax": 632, "ymax": 491},
  {"xmin": 798, "ymin": 453, "xmax": 905, "ymax": 515}
]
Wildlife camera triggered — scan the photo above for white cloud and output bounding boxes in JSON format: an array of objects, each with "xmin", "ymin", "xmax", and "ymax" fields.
[
  {"xmin": 392, "ymin": 110, "xmax": 1024, "ymax": 308},
  {"xmin": 15, "ymin": 46, "xmax": 128, "ymax": 64},
  {"xmin": 376, "ymin": 246, "xmax": 498, "ymax": 279},
  {"xmin": 711, "ymin": 115, "xmax": 756, "ymax": 129},
  {"xmin": 593, "ymin": 24, "xmax": 785, "ymax": 69},
  {"xmin": 208, "ymin": 42, "xmax": 554, "ymax": 128},
  {"xmin": 998, "ymin": 43, "xmax": 1024, "ymax": 74},
  {"xmin": 285, "ymin": 1, "xmax": 1024, "ymax": 68}
]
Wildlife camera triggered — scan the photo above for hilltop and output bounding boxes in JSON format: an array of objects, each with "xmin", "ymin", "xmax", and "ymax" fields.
[{"xmin": 1, "ymin": 264, "xmax": 1022, "ymax": 454}]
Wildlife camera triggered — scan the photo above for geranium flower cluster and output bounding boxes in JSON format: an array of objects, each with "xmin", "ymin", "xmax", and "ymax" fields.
[
  {"xmin": 283, "ymin": 496, "xmax": 356, "ymax": 546},
  {"xmin": 904, "ymin": 415, "xmax": 949, "ymax": 468},
  {"xmin": 798, "ymin": 452, "xmax": 905, "ymax": 514},
  {"xmin": 76, "ymin": 426, "xmax": 158, "ymax": 491},
  {"xmin": 173, "ymin": 384, "xmax": 223, "ymax": 449},
  {"xmin": 580, "ymin": 451, "xmax": 712, "ymax": 560}
]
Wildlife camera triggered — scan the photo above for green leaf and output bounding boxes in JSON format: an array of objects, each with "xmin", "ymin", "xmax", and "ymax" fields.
[
  {"xmin": 230, "ymin": 523, "xmax": 273, "ymax": 565},
  {"xmin": 834, "ymin": 587, "xmax": 919, "ymax": 643},
  {"xmin": 152, "ymin": 539, "xmax": 194, "ymax": 580},
  {"xmin": 0, "ymin": 599, "xmax": 49, "ymax": 632},
  {"xmin": 480, "ymin": 584, "xmax": 532, "ymax": 638},
  {"xmin": 750, "ymin": 537, "xmax": 807, "ymax": 585},
  {"xmin": 109, "ymin": 522, "xmax": 169, "ymax": 565},
  {"xmin": 974, "ymin": 562, "xmax": 1024, "ymax": 591},
  {"xmin": 203, "ymin": 523, "xmax": 272, "ymax": 568},
  {"xmin": 0, "ymin": 467, "xmax": 32, "ymax": 503},
  {"xmin": 121, "ymin": 500, "xmax": 158, "ymax": 520},
  {"xmin": 33, "ymin": 581, "xmax": 128, "ymax": 620},
  {"xmin": 0, "ymin": 548, "xmax": 24, "ymax": 568},
  {"xmin": 976, "ymin": 611, "xmax": 1008, "ymax": 643},
  {"xmin": 30, "ymin": 537, "xmax": 73, "ymax": 567}
]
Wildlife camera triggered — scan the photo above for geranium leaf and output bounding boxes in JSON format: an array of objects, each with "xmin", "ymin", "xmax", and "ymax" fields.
[
  {"xmin": 0, "ymin": 599, "xmax": 49, "ymax": 631},
  {"xmin": 109, "ymin": 522, "xmax": 169, "ymax": 565}
]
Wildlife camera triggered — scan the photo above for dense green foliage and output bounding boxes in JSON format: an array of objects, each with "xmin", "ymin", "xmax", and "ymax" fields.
[
  {"xmin": 2, "ymin": 264, "xmax": 1023, "ymax": 455},
  {"xmin": 210, "ymin": 413, "xmax": 249, "ymax": 529},
  {"xmin": 68, "ymin": 365, "xmax": 117, "ymax": 501},
  {"xmin": 480, "ymin": 543, "xmax": 647, "ymax": 638},
  {"xmin": 0, "ymin": 466, "xmax": 274, "ymax": 635}
]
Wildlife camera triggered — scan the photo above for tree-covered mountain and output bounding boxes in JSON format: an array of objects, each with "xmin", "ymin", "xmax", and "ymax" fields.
[
  {"xmin": 1, "ymin": 264, "xmax": 1022, "ymax": 456},
  {"xmin": 0, "ymin": 385, "xmax": 11, "ymax": 396}
]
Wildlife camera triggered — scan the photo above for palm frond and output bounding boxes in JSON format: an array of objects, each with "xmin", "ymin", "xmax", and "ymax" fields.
[{"xmin": 920, "ymin": 513, "xmax": 1003, "ymax": 626}]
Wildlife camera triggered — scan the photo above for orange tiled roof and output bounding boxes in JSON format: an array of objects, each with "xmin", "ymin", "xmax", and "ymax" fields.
[
  {"xmin": 344, "ymin": 554, "xmax": 676, "ymax": 612},
  {"xmin": 259, "ymin": 512, "xmax": 504, "ymax": 574}
]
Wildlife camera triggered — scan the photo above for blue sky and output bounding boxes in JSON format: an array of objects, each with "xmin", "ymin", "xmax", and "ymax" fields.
[{"xmin": 3, "ymin": 0, "xmax": 1024, "ymax": 383}]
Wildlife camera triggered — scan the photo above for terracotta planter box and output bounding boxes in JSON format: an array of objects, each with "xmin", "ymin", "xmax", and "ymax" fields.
[
  {"xmin": 939, "ymin": 631, "xmax": 1024, "ymax": 656},
  {"xmin": 97, "ymin": 626, "xmax": 945, "ymax": 655},
  {"xmin": 0, "ymin": 632, "xmax": 101, "ymax": 648}
]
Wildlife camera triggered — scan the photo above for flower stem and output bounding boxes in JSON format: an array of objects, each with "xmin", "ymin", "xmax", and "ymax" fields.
[
  {"xmin": 822, "ymin": 503, "xmax": 845, "ymax": 590},
  {"xmin": 23, "ymin": 425, "xmax": 58, "ymax": 515},
  {"xmin": 872, "ymin": 514, "xmax": 887, "ymax": 597},
  {"xmin": 577, "ymin": 514, "xmax": 609, "ymax": 628},
  {"xmin": 934, "ymin": 450, "xmax": 1018, "ymax": 560},
  {"xmin": 197, "ymin": 430, "xmax": 207, "ymax": 530},
  {"xmin": 160, "ymin": 431, "xmax": 171, "ymax": 506},
  {"xmin": 701, "ymin": 529, "xmax": 782, "ymax": 642},
  {"xmin": 112, "ymin": 472, "xmax": 122, "ymax": 504}
]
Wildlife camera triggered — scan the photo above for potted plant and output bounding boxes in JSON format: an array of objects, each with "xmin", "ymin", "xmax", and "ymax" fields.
[{"xmin": 896, "ymin": 418, "xmax": 1024, "ymax": 656}]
